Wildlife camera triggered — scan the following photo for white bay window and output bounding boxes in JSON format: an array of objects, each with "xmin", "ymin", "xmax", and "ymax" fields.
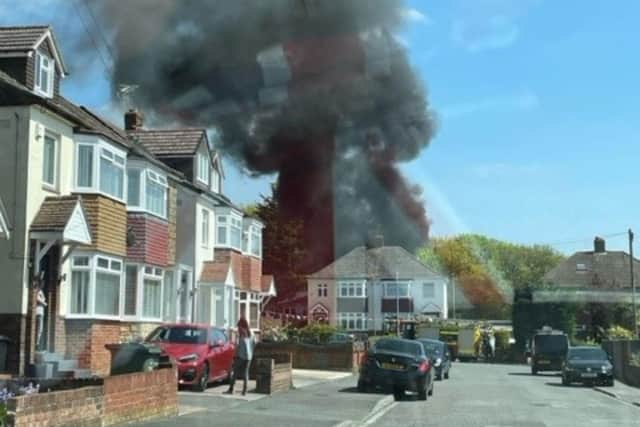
[
  {"xmin": 69, "ymin": 254, "xmax": 122, "ymax": 318},
  {"xmin": 216, "ymin": 211, "xmax": 243, "ymax": 251},
  {"xmin": 127, "ymin": 165, "xmax": 168, "ymax": 218},
  {"xmin": 75, "ymin": 139, "xmax": 126, "ymax": 201},
  {"xmin": 338, "ymin": 313, "xmax": 367, "ymax": 331}
]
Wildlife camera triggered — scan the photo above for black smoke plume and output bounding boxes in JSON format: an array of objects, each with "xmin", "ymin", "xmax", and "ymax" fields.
[{"xmin": 94, "ymin": 0, "xmax": 436, "ymax": 276}]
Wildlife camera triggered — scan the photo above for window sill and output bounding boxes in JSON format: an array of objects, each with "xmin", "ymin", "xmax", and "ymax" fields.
[
  {"xmin": 42, "ymin": 183, "xmax": 60, "ymax": 194},
  {"xmin": 72, "ymin": 188, "xmax": 125, "ymax": 205},
  {"xmin": 34, "ymin": 88, "xmax": 53, "ymax": 99},
  {"xmin": 126, "ymin": 208, "xmax": 168, "ymax": 221},
  {"xmin": 65, "ymin": 314, "xmax": 121, "ymax": 321}
]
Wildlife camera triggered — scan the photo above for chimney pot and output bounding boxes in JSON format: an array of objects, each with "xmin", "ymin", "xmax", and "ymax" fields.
[
  {"xmin": 124, "ymin": 109, "xmax": 144, "ymax": 131},
  {"xmin": 594, "ymin": 236, "xmax": 606, "ymax": 253}
]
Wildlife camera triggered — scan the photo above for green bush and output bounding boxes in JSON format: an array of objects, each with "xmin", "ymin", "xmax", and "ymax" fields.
[
  {"xmin": 297, "ymin": 323, "xmax": 339, "ymax": 344},
  {"xmin": 606, "ymin": 325, "xmax": 635, "ymax": 340},
  {"xmin": 630, "ymin": 352, "xmax": 640, "ymax": 367}
]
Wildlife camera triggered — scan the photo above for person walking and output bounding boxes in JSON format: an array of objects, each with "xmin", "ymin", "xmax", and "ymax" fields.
[{"xmin": 225, "ymin": 318, "xmax": 254, "ymax": 396}]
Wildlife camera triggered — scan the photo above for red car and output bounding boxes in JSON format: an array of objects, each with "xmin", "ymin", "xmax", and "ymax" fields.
[{"xmin": 146, "ymin": 324, "xmax": 235, "ymax": 391}]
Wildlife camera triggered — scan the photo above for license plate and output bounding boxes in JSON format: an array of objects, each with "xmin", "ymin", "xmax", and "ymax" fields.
[
  {"xmin": 381, "ymin": 363, "xmax": 404, "ymax": 371},
  {"xmin": 581, "ymin": 373, "xmax": 597, "ymax": 378},
  {"xmin": 538, "ymin": 360, "xmax": 550, "ymax": 364}
]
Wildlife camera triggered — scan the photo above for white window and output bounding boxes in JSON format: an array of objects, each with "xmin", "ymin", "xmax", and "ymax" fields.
[
  {"xmin": 317, "ymin": 284, "xmax": 328, "ymax": 298},
  {"xmin": 216, "ymin": 215, "xmax": 227, "ymax": 245},
  {"xmin": 42, "ymin": 133, "xmax": 57, "ymax": 188},
  {"xmin": 70, "ymin": 254, "xmax": 123, "ymax": 318},
  {"xmin": 34, "ymin": 52, "xmax": 54, "ymax": 97},
  {"xmin": 211, "ymin": 168, "xmax": 220, "ymax": 193},
  {"xmin": 384, "ymin": 282, "xmax": 410, "ymax": 298},
  {"xmin": 162, "ymin": 270, "xmax": 176, "ymax": 322},
  {"xmin": 127, "ymin": 167, "xmax": 168, "ymax": 218},
  {"xmin": 423, "ymin": 282, "xmax": 435, "ymax": 298},
  {"xmin": 250, "ymin": 227, "xmax": 262, "ymax": 257},
  {"xmin": 124, "ymin": 265, "xmax": 138, "ymax": 316},
  {"xmin": 75, "ymin": 141, "xmax": 126, "ymax": 201},
  {"xmin": 197, "ymin": 152, "xmax": 210, "ymax": 184},
  {"xmin": 201, "ymin": 209, "xmax": 210, "ymax": 247},
  {"xmin": 142, "ymin": 268, "xmax": 163, "ymax": 320},
  {"xmin": 338, "ymin": 282, "xmax": 366, "ymax": 298},
  {"xmin": 338, "ymin": 313, "xmax": 367, "ymax": 331},
  {"xmin": 230, "ymin": 217, "xmax": 242, "ymax": 249}
]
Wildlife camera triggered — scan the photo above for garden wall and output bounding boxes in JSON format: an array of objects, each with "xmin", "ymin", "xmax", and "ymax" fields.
[
  {"xmin": 7, "ymin": 367, "xmax": 178, "ymax": 427},
  {"xmin": 602, "ymin": 339, "xmax": 640, "ymax": 387},
  {"xmin": 253, "ymin": 342, "xmax": 366, "ymax": 373}
]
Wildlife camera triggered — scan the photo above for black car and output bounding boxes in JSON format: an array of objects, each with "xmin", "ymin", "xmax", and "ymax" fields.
[
  {"xmin": 358, "ymin": 338, "xmax": 434, "ymax": 401},
  {"xmin": 561, "ymin": 346, "xmax": 614, "ymax": 387},
  {"xmin": 529, "ymin": 329, "xmax": 569, "ymax": 374},
  {"xmin": 417, "ymin": 338, "xmax": 451, "ymax": 380}
]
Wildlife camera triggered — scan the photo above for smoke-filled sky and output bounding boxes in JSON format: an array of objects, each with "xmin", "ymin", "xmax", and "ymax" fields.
[{"xmin": 2, "ymin": 0, "xmax": 640, "ymax": 254}]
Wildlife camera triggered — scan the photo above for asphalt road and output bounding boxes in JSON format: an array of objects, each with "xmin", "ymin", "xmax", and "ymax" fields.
[
  {"xmin": 134, "ymin": 363, "xmax": 640, "ymax": 427},
  {"xmin": 369, "ymin": 363, "xmax": 640, "ymax": 427}
]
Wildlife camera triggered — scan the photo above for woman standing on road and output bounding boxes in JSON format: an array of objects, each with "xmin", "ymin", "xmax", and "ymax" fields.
[{"xmin": 225, "ymin": 318, "xmax": 254, "ymax": 396}]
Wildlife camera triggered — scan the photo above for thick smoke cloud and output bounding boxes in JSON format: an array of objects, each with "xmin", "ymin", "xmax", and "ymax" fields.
[{"xmin": 94, "ymin": 0, "xmax": 436, "ymax": 272}]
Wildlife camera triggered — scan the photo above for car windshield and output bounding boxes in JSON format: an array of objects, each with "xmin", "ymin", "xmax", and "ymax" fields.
[
  {"xmin": 568, "ymin": 348, "xmax": 608, "ymax": 361},
  {"xmin": 418, "ymin": 340, "xmax": 443, "ymax": 355},
  {"xmin": 534, "ymin": 335, "xmax": 569, "ymax": 353},
  {"xmin": 374, "ymin": 339, "xmax": 423, "ymax": 357},
  {"xmin": 148, "ymin": 327, "xmax": 208, "ymax": 344}
]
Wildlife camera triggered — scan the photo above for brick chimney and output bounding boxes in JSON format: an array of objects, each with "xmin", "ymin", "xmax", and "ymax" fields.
[
  {"xmin": 124, "ymin": 109, "xmax": 144, "ymax": 130},
  {"xmin": 594, "ymin": 236, "xmax": 606, "ymax": 253}
]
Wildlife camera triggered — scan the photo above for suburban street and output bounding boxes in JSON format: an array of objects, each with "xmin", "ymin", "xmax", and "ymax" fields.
[{"xmin": 133, "ymin": 363, "xmax": 640, "ymax": 427}]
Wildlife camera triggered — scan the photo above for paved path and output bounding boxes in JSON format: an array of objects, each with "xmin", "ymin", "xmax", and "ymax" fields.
[{"xmin": 133, "ymin": 364, "xmax": 640, "ymax": 427}]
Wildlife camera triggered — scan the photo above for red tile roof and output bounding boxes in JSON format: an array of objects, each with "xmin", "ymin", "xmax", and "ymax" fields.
[
  {"xmin": 200, "ymin": 261, "xmax": 230, "ymax": 283},
  {"xmin": 261, "ymin": 275, "xmax": 274, "ymax": 293}
]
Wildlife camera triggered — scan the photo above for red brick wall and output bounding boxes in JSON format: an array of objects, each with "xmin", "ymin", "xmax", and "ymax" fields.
[
  {"xmin": 8, "ymin": 368, "xmax": 178, "ymax": 427},
  {"xmin": 65, "ymin": 320, "xmax": 121, "ymax": 376},
  {"xmin": 103, "ymin": 367, "xmax": 178, "ymax": 425},
  {"xmin": 8, "ymin": 386, "xmax": 103, "ymax": 427},
  {"xmin": 127, "ymin": 213, "xmax": 169, "ymax": 266}
]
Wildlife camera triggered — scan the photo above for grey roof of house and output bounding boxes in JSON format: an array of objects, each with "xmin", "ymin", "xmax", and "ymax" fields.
[
  {"xmin": 308, "ymin": 246, "xmax": 442, "ymax": 280},
  {"xmin": 0, "ymin": 25, "xmax": 67, "ymax": 73},
  {"xmin": 128, "ymin": 129, "xmax": 206, "ymax": 157},
  {"xmin": 31, "ymin": 195, "xmax": 82, "ymax": 232},
  {"xmin": 543, "ymin": 251, "xmax": 640, "ymax": 290}
]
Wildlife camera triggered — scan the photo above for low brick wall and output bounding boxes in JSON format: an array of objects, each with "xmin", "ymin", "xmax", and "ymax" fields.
[
  {"xmin": 8, "ymin": 386, "xmax": 103, "ymax": 427},
  {"xmin": 6, "ymin": 368, "xmax": 178, "ymax": 427},
  {"xmin": 254, "ymin": 342, "xmax": 366, "ymax": 373},
  {"xmin": 255, "ymin": 354, "xmax": 292, "ymax": 394},
  {"xmin": 602, "ymin": 340, "xmax": 640, "ymax": 387},
  {"xmin": 103, "ymin": 367, "xmax": 178, "ymax": 425}
]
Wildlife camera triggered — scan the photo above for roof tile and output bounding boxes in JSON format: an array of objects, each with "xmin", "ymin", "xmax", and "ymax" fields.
[
  {"xmin": 31, "ymin": 195, "xmax": 80, "ymax": 231},
  {"xmin": 0, "ymin": 26, "xmax": 49, "ymax": 51},
  {"xmin": 128, "ymin": 129, "xmax": 205, "ymax": 157},
  {"xmin": 544, "ymin": 251, "xmax": 640, "ymax": 290}
]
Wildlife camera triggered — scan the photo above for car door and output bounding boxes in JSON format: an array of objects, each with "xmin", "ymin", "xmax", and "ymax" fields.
[
  {"xmin": 207, "ymin": 328, "xmax": 224, "ymax": 379},
  {"xmin": 214, "ymin": 329, "xmax": 234, "ymax": 377}
]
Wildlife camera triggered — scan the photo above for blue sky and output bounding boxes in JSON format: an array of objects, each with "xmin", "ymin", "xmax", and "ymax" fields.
[{"xmin": 2, "ymin": 0, "xmax": 639, "ymax": 254}]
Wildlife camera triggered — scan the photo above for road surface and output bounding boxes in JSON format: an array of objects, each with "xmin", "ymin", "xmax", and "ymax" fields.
[{"xmin": 134, "ymin": 363, "xmax": 639, "ymax": 427}]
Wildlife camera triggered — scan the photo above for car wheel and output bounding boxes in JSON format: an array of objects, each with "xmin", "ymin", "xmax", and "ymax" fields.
[
  {"xmin": 531, "ymin": 367, "xmax": 538, "ymax": 375},
  {"xmin": 417, "ymin": 382, "xmax": 427, "ymax": 401},
  {"xmin": 393, "ymin": 387, "xmax": 404, "ymax": 401},
  {"xmin": 196, "ymin": 363, "xmax": 209, "ymax": 392}
]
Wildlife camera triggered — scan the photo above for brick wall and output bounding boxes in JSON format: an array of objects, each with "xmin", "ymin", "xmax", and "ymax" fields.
[
  {"xmin": 126, "ymin": 213, "xmax": 169, "ymax": 266},
  {"xmin": 81, "ymin": 194, "xmax": 127, "ymax": 257},
  {"xmin": 254, "ymin": 342, "xmax": 365, "ymax": 373},
  {"xmin": 65, "ymin": 320, "xmax": 121, "ymax": 376},
  {"xmin": 0, "ymin": 314, "xmax": 26, "ymax": 374},
  {"xmin": 8, "ymin": 386, "xmax": 103, "ymax": 427},
  {"xmin": 103, "ymin": 367, "xmax": 178, "ymax": 425},
  {"xmin": 242, "ymin": 255, "xmax": 263, "ymax": 292},
  {"xmin": 7, "ymin": 368, "xmax": 178, "ymax": 427},
  {"xmin": 119, "ymin": 322, "xmax": 159, "ymax": 344}
]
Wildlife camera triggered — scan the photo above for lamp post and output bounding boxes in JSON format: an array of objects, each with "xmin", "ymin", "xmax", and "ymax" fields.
[{"xmin": 630, "ymin": 229, "xmax": 638, "ymax": 338}]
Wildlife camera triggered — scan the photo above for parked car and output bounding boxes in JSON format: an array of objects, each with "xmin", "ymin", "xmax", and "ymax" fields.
[
  {"xmin": 146, "ymin": 324, "xmax": 235, "ymax": 391},
  {"xmin": 417, "ymin": 338, "xmax": 451, "ymax": 380},
  {"xmin": 357, "ymin": 338, "xmax": 434, "ymax": 401},
  {"xmin": 561, "ymin": 346, "xmax": 614, "ymax": 387},
  {"xmin": 528, "ymin": 327, "xmax": 569, "ymax": 374}
]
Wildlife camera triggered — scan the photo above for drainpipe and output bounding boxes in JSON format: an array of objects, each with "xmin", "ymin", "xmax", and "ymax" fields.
[{"xmin": 10, "ymin": 112, "xmax": 23, "ymax": 259}]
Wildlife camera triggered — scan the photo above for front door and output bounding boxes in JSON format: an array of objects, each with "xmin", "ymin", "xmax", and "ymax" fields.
[{"xmin": 35, "ymin": 243, "xmax": 60, "ymax": 353}]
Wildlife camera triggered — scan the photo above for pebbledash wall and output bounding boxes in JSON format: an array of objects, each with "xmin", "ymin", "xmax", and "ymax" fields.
[{"xmin": 7, "ymin": 367, "xmax": 178, "ymax": 427}]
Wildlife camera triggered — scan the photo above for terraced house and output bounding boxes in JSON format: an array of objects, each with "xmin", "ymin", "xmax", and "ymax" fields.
[{"xmin": 0, "ymin": 25, "xmax": 274, "ymax": 377}]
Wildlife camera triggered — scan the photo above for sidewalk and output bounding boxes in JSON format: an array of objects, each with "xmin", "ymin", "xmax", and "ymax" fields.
[
  {"xmin": 176, "ymin": 369, "xmax": 354, "ymax": 415},
  {"xmin": 594, "ymin": 380, "xmax": 640, "ymax": 407}
]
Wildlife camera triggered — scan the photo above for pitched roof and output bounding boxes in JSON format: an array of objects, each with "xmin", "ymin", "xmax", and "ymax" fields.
[
  {"xmin": 261, "ymin": 275, "xmax": 275, "ymax": 293},
  {"xmin": 30, "ymin": 195, "xmax": 81, "ymax": 231},
  {"xmin": 0, "ymin": 25, "xmax": 67, "ymax": 74},
  {"xmin": 309, "ymin": 246, "xmax": 442, "ymax": 279},
  {"xmin": 200, "ymin": 261, "xmax": 230, "ymax": 283},
  {"xmin": 128, "ymin": 129, "xmax": 206, "ymax": 157},
  {"xmin": 544, "ymin": 251, "xmax": 640, "ymax": 290}
]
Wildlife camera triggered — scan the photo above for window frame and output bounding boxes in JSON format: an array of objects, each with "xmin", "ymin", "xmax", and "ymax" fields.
[
  {"xmin": 68, "ymin": 253, "xmax": 124, "ymax": 320},
  {"xmin": 196, "ymin": 151, "xmax": 210, "ymax": 185},
  {"xmin": 383, "ymin": 282, "xmax": 411, "ymax": 298},
  {"xmin": 201, "ymin": 208, "xmax": 210, "ymax": 248},
  {"xmin": 338, "ymin": 312, "xmax": 367, "ymax": 331},
  {"xmin": 216, "ymin": 211, "xmax": 244, "ymax": 250},
  {"xmin": 74, "ymin": 138, "xmax": 127, "ymax": 202},
  {"xmin": 34, "ymin": 51, "xmax": 54, "ymax": 98},
  {"xmin": 338, "ymin": 281, "xmax": 366, "ymax": 298},
  {"xmin": 422, "ymin": 282, "xmax": 435, "ymax": 299},
  {"xmin": 141, "ymin": 267, "xmax": 164, "ymax": 321},
  {"xmin": 42, "ymin": 131, "xmax": 59, "ymax": 190},
  {"xmin": 317, "ymin": 283, "xmax": 328, "ymax": 298},
  {"xmin": 126, "ymin": 163, "xmax": 169, "ymax": 219}
]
